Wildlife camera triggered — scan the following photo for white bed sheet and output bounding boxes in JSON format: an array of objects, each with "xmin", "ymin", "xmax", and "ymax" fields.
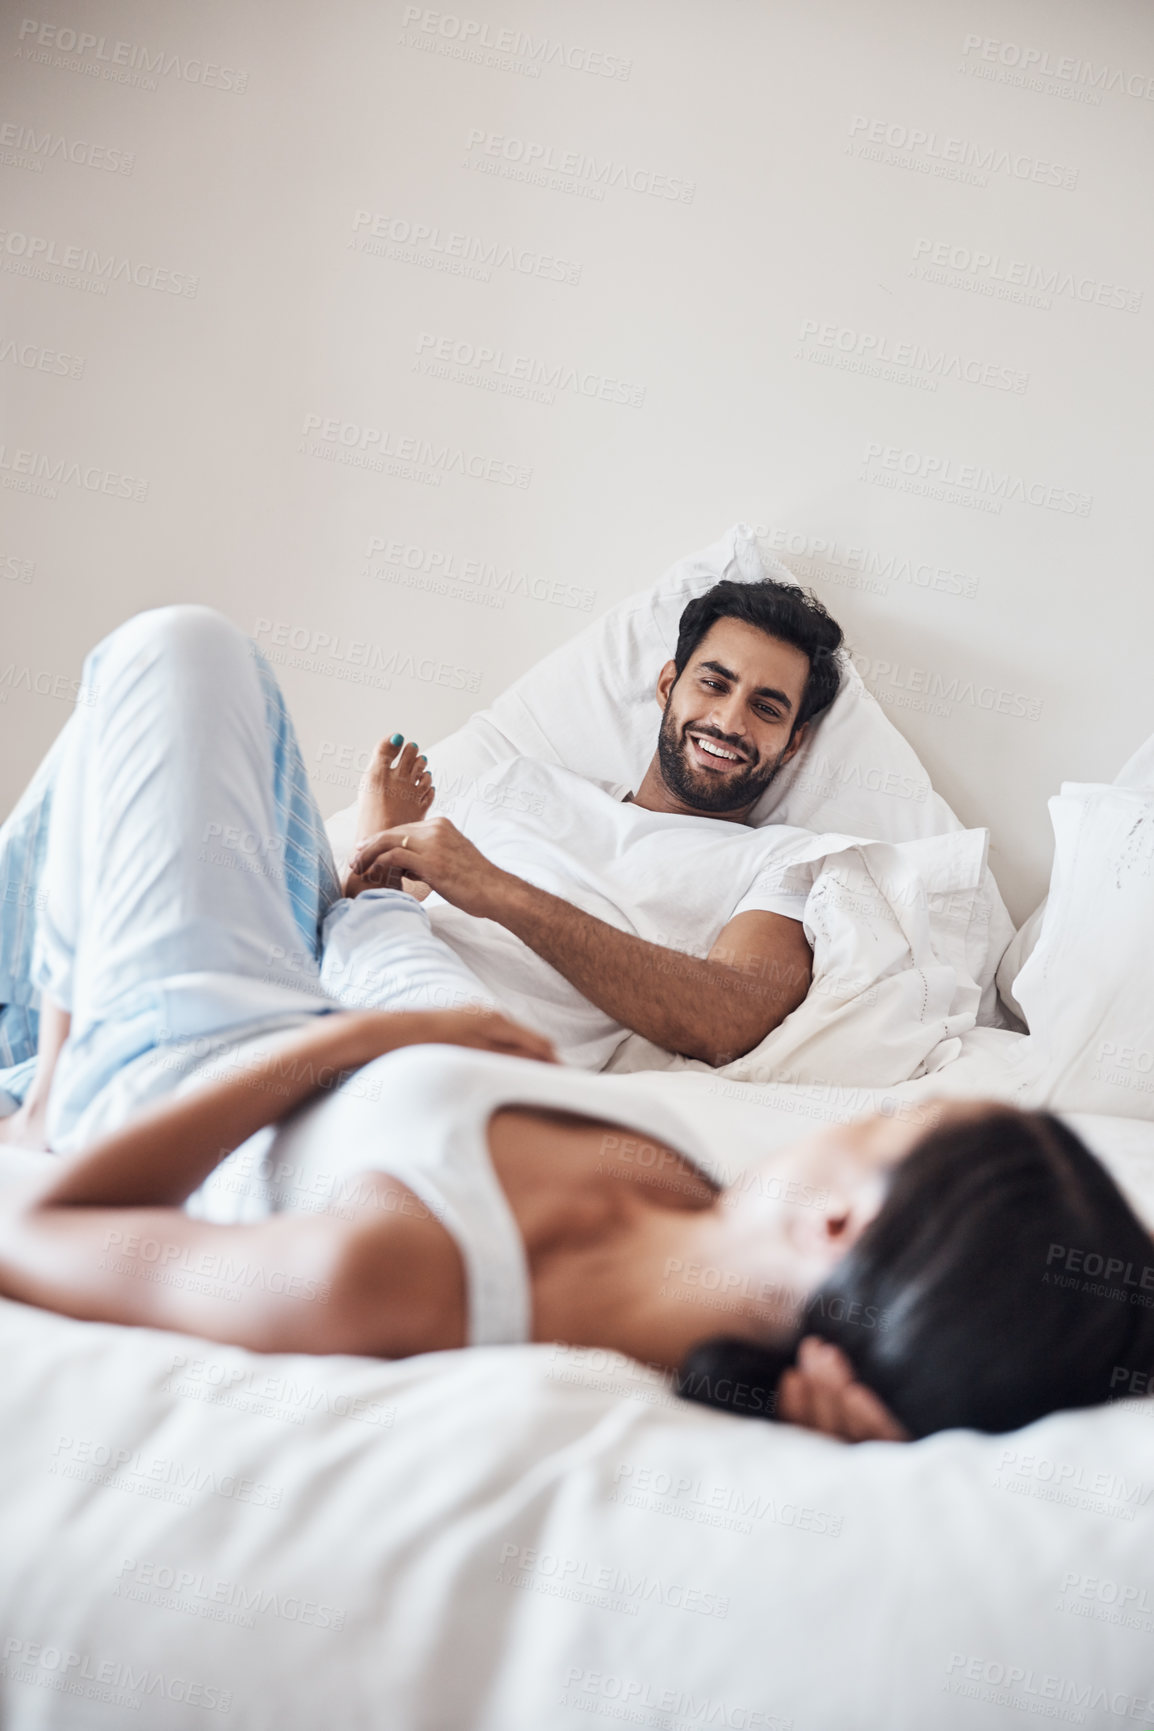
[{"xmin": 1, "ymin": 1080, "xmax": 1152, "ymax": 1731}]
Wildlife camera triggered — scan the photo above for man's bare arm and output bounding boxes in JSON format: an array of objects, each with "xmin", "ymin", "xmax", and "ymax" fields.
[
  {"xmin": 350, "ymin": 820, "xmax": 812, "ymax": 1066},
  {"xmin": 485, "ymin": 884, "xmax": 811, "ymax": 1064}
]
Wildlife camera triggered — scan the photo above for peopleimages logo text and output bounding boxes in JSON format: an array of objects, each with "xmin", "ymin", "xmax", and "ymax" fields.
[
  {"xmin": 0, "ymin": 228, "xmax": 197, "ymax": 295},
  {"xmin": 912, "ymin": 238, "xmax": 1141, "ymax": 313},
  {"xmin": 400, "ymin": 7, "xmax": 632, "ymax": 79},
  {"xmin": 464, "ymin": 129, "xmax": 695, "ymax": 201},
  {"xmin": 861, "ymin": 443, "xmax": 1091, "ymax": 516},
  {"xmin": 15, "ymin": 17, "xmax": 248, "ymax": 90},
  {"xmin": 849, "ymin": 116, "xmax": 1077, "ymax": 188},
  {"xmin": 961, "ymin": 34, "xmax": 1154, "ymax": 101}
]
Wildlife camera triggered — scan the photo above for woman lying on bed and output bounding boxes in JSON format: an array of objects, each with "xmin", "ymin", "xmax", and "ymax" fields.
[
  {"xmin": 4, "ymin": 1019, "xmax": 1153, "ymax": 1444},
  {"xmin": 1, "ymin": 607, "xmax": 1152, "ymax": 1446}
]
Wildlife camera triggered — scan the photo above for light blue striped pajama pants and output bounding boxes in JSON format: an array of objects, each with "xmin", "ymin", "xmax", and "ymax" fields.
[{"xmin": 0, "ymin": 606, "xmax": 496, "ymax": 1149}]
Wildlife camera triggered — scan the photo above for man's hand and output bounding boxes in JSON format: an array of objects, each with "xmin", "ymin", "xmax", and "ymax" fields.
[
  {"xmin": 351, "ymin": 817, "xmax": 508, "ymax": 919},
  {"xmin": 353, "ymin": 827, "xmax": 811, "ymax": 1068},
  {"xmin": 369, "ymin": 1007, "xmax": 557, "ymax": 1065},
  {"xmin": 776, "ymin": 1336, "xmax": 910, "ymax": 1443}
]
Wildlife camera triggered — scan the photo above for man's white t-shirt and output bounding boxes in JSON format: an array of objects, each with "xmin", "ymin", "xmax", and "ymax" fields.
[{"xmin": 425, "ymin": 757, "xmax": 813, "ymax": 1071}]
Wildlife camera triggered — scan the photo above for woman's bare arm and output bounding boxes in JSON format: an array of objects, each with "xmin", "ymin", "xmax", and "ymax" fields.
[
  {"xmin": 30, "ymin": 1010, "xmax": 409, "ymax": 1211},
  {"xmin": 0, "ymin": 1006, "xmax": 549, "ymax": 1353},
  {"xmin": 0, "ymin": 1200, "xmax": 361, "ymax": 1351},
  {"xmin": 30, "ymin": 1007, "xmax": 554, "ymax": 1212}
]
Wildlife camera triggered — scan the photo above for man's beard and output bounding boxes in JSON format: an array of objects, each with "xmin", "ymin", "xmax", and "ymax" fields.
[{"xmin": 656, "ymin": 705, "xmax": 790, "ymax": 814}]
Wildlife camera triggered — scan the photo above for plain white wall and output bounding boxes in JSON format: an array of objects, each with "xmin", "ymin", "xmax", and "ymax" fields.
[{"xmin": 2, "ymin": 0, "xmax": 1152, "ymax": 923}]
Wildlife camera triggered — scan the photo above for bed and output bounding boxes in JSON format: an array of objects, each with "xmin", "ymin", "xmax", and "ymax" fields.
[{"xmin": 2, "ymin": 525, "xmax": 1153, "ymax": 1729}]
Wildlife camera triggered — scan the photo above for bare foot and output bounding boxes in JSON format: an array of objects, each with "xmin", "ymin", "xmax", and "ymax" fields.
[{"xmin": 344, "ymin": 735, "xmax": 434, "ymax": 897}]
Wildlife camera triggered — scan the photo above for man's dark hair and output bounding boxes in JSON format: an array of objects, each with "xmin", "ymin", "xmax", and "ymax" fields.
[
  {"xmin": 678, "ymin": 1108, "xmax": 1154, "ymax": 1438},
  {"xmin": 672, "ymin": 578, "xmax": 844, "ymax": 737}
]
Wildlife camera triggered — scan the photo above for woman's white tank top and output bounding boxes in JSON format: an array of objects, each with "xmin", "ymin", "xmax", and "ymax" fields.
[{"xmin": 190, "ymin": 1043, "xmax": 716, "ymax": 1347}]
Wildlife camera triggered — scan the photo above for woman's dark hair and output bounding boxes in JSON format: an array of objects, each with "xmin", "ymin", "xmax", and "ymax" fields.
[
  {"xmin": 673, "ymin": 578, "xmax": 844, "ymax": 737},
  {"xmin": 678, "ymin": 1107, "xmax": 1154, "ymax": 1438}
]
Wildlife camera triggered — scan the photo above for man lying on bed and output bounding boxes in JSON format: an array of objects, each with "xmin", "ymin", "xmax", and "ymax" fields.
[
  {"xmin": 335, "ymin": 577, "xmax": 842, "ymax": 1072},
  {"xmin": 0, "ymin": 580, "xmax": 842, "ymax": 1145}
]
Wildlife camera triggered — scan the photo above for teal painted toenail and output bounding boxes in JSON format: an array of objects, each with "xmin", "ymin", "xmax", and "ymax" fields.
[{"xmin": 389, "ymin": 733, "xmax": 403, "ymax": 745}]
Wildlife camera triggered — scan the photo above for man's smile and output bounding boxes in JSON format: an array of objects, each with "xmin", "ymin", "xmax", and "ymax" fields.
[{"xmin": 687, "ymin": 730, "xmax": 751, "ymax": 770}]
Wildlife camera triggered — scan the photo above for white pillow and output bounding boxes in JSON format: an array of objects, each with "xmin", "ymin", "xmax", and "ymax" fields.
[
  {"xmin": 997, "ymin": 731, "xmax": 1154, "ymax": 1024},
  {"xmin": 328, "ymin": 523, "xmax": 1014, "ymax": 1019},
  {"xmin": 1012, "ymin": 781, "xmax": 1154, "ymax": 1121},
  {"xmin": 608, "ymin": 827, "xmax": 991, "ymax": 1088}
]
